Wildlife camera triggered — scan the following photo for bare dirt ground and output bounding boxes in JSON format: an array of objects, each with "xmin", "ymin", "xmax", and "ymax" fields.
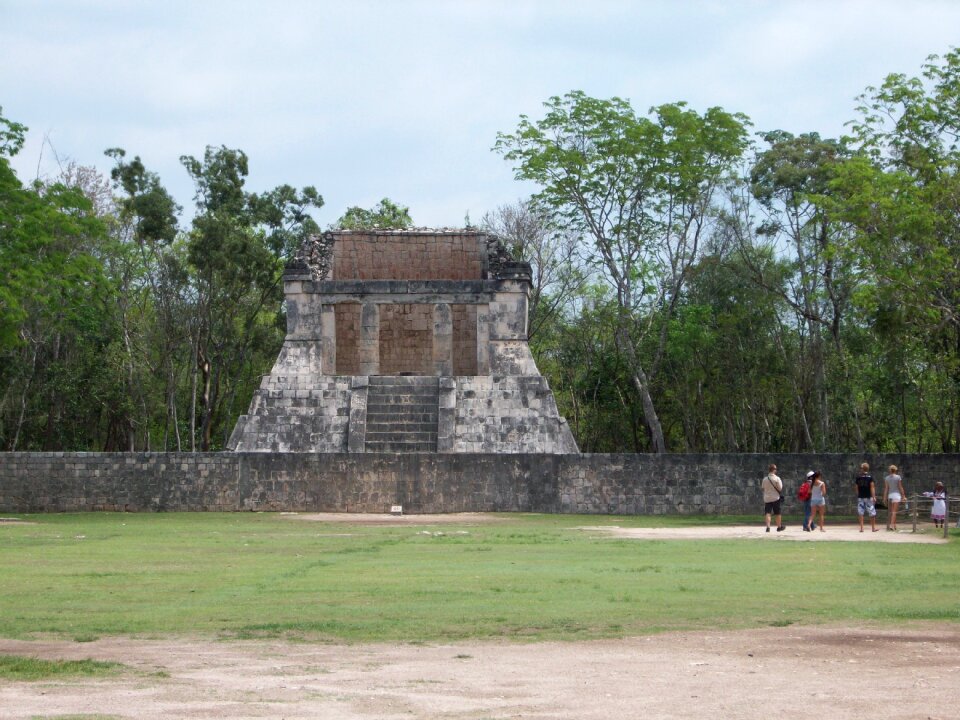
[
  {"xmin": 3, "ymin": 515, "xmax": 955, "ymax": 719},
  {"xmin": 2, "ymin": 624, "xmax": 958, "ymax": 719},
  {"xmin": 286, "ymin": 513, "xmax": 951, "ymax": 543},
  {"xmin": 583, "ymin": 522, "xmax": 951, "ymax": 543}
]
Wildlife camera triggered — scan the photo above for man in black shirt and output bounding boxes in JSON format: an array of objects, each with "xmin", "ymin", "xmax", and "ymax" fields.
[{"xmin": 854, "ymin": 462, "xmax": 878, "ymax": 533}]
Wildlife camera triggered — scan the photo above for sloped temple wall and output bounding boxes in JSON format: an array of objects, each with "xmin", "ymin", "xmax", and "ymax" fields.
[
  {"xmin": 229, "ymin": 230, "xmax": 579, "ymax": 454},
  {"xmin": 2, "ymin": 452, "xmax": 957, "ymax": 515}
]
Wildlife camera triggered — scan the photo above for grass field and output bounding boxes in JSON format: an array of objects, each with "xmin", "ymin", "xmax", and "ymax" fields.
[
  {"xmin": 0, "ymin": 512, "xmax": 957, "ymax": 643},
  {"xmin": 0, "ymin": 654, "xmax": 123, "ymax": 681}
]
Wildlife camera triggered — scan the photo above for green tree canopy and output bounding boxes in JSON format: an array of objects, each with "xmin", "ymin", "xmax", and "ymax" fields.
[
  {"xmin": 496, "ymin": 92, "xmax": 750, "ymax": 452},
  {"xmin": 335, "ymin": 197, "xmax": 413, "ymax": 230}
]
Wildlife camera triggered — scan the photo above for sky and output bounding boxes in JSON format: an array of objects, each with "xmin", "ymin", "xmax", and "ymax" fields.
[{"xmin": 2, "ymin": 0, "xmax": 959, "ymax": 229}]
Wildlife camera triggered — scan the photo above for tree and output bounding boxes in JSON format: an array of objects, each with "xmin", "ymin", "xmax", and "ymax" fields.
[
  {"xmin": 832, "ymin": 48, "xmax": 960, "ymax": 450},
  {"xmin": 480, "ymin": 199, "xmax": 583, "ymax": 341},
  {"xmin": 180, "ymin": 145, "xmax": 322, "ymax": 449},
  {"xmin": 106, "ymin": 148, "xmax": 187, "ymax": 450},
  {"xmin": 334, "ymin": 197, "xmax": 412, "ymax": 230},
  {"xmin": 496, "ymin": 92, "xmax": 750, "ymax": 452},
  {"xmin": 0, "ymin": 108, "xmax": 113, "ymax": 450},
  {"xmin": 729, "ymin": 130, "xmax": 864, "ymax": 450}
]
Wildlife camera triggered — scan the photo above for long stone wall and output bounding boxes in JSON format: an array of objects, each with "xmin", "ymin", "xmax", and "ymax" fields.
[{"xmin": 2, "ymin": 452, "xmax": 957, "ymax": 516}]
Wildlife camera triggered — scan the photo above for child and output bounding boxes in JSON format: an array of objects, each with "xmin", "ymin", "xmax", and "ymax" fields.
[
  {"xmin": 923, "ymin": 482, "xmax": 947, "ymax": 529},
  {"xmin": 798, "ymin": 471, "xmax": 814, "ymax": 531}
]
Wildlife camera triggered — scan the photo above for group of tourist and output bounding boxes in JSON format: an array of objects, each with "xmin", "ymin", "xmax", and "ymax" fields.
[{"xmin": 761, "ymin": 463, "xmax": 950, "ymax": 533}]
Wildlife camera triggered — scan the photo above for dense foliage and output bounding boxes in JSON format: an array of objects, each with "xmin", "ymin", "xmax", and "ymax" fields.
[
  {"xmin": 0, "ymin": 118, "xmax": 321, "ymax": 450},
  {"xmin": 2, "ymin": 49, "xmax": 959, "ymax": 452},
  {"xmin": 503, "ymin": 49, "xmax": 960, "ymax": 453}
]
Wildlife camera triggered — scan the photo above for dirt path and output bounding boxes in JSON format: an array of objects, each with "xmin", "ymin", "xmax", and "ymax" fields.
[
  {"xmin": 2, "ymin": 624, "xmax": 958, "ymax": 719},
  {"xmin": 584, "ymin": 522, "xmax": 950, "ymax": 543},
  {"xmin": 285, "ymin": 513, "xmax": 951, "ymax": 542}
]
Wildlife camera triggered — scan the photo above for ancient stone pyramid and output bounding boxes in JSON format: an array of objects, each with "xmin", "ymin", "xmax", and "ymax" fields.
[{"xmin": 227, "ymin": 229, "xmax": 578, "ymax": 453}]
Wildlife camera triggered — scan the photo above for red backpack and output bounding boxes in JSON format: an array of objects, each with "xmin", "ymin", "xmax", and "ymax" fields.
[{"xmin": 797, "ymin": 481, "xmax": 812, "ymax": 501}]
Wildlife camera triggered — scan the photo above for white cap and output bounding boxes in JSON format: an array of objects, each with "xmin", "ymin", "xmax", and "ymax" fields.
[{"xmin": 806, "ymin": 470, "xmax": 815, "ymax": 479}]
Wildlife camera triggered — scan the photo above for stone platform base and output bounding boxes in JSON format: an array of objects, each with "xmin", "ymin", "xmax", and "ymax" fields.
[{"xmin": 228, "ymin": 374, "xmax": 578, "ymax": 454}]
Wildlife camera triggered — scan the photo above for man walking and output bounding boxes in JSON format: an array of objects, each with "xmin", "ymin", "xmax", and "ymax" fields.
[
  {"xmin": 855, "ymin": 462, "xmax": 878, "ymax": 533},
  {"xmin": 762, "ymin": 463, "xmax": 785, "ymax": 533}
]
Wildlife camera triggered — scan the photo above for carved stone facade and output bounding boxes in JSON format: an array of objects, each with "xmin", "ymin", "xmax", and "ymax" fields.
[{"xmin": 227, "ymin": 230, "xmax": 578, "ymax": 454}]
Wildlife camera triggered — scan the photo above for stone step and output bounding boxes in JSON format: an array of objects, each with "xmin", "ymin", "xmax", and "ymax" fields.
[
  {"xmin": 366, "ymin": 405, "xmax": 437, "ymax": 413},
  {"xmin": 366, "ymin": 398, "xmax": 438, "ymax": 408},
  {"xmin": 363, "ymin": 376, "xmax": 440, "ymax": 453},
  {"xmin": 366, "ymin": 414, "xmax": 438, "ymax": 425},
  {"xmin": 366, "ymin": 421, "xmax": 438, "ymax": 433},
  {"xmin": 366, "ymin": 405, "xmax": 438, "ymax": 417},
  {"xmin": 365, "ymin": 431, "xmax": 437, "ymax": 443},
  {"xmin": 364, "ymin": 441, "xmax": 438, "ymax": 452}
]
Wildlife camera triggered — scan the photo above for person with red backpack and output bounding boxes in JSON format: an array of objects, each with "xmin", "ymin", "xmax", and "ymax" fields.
[{"xmin": 798, "ymin": 471, "xmax": 814, "ymax": 531}]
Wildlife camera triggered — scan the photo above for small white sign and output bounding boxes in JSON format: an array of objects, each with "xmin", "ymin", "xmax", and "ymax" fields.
[{"xmin": 390, "ymin": 505, "xmax": 403, "ymax": 515}]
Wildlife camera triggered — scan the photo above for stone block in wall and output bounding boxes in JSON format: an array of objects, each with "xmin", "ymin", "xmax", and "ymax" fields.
[
  {"xmin": 284, "ymin": 286, "xmax": 324, "ymax": 341},
  {"xmin": 488, "ymin": 341, "xmax": 539, "ymax": 375},
  {"xmin": 347, "ymin": 377, "xmax": 368, "ymax": 452},
  {"xmin": 488, "ymin": 292, "xmax": 528, "ymax": 341}
]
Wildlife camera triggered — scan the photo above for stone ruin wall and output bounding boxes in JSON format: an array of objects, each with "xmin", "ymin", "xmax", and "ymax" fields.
[
  {"xmin": 228, "ymin": 230, "xmax": 578, "ymax": 454},
  {"xmin": 4, "ymin": 451, "xmax": 958, "ymax": 516}
]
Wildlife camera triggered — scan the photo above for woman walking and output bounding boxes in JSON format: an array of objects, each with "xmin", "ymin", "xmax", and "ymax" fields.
[
  {"xmin": 884, "ymin": 465, "xmax": 906, "ymax": 531},
  {"xmin": 809, "ymin": 470, "xmax": 826, "ymax": 532}
]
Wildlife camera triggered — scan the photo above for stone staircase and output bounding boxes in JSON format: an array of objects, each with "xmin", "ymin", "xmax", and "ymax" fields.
[{"xmin": 364, "ymin": 376, "xmax": 440, "ymax": 452}]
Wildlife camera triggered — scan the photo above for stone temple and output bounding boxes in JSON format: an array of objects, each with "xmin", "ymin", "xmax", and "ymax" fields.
[{"xmin": 227, "ymin": 229, "xmax": 578, "ymax": 454}]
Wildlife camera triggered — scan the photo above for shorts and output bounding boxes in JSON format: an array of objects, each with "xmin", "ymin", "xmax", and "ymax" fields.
[
  {"xmin": 811, "ymin": 498, "xmax": 826, "ymax": 507},
  {"xmin": 887, "ymin": 492, "xmax": 902, "ymax": 503},
  {"xmin": 857, "ymin": 498, "xmax": 877, "ymax": 517},
  {"xmin": 764, "ymin": 499, "xmax": 782, "ymax": 515}
]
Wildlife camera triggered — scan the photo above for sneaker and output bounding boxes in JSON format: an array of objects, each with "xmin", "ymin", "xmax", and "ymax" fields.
[
  {"xmin": 766, "ymin": 527, "xmax": 770, "ymax": 533},
  {"xmin": 803, "ymin": 526, "xmax": 810, "ymax": 532},
  {"xmin": 777, "ymin": 525, "xmax": 786, "ymax": 532}
]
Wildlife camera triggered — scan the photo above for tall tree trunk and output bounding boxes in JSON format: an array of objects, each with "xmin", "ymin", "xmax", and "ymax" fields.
[
  {"xmin": 830, "ymin": 332, "xmax": 864, "ymax": 451},
  {"xmin": 198, "ymin": 347, "xmax": 212, "ymax": 451},
  {"xmin": 773, "ymin": 322, "xmax": 813, "ymax": 450},
  {"xmin": 615, "ymin": 321, "xmax": 666, "ymax": 453},
  {"xmin": 190, "ymin": 335, "xmax": 199, "ymax": 452},
  {"xmin": 11, "ymin": 344, "xmax": 38, "ymax": 451},
  {"xmin": 42, "ymin": 332, "xmax": 61, "ymax": 451}
]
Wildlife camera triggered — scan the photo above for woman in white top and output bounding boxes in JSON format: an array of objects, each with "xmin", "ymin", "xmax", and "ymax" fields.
[
  {"xmin": 809, "ymin": 470, "xmax": 826, "ymax": 532},
  {"xmin": 884, "ymin": 465, "xmax": 906, "ymax": 532}
]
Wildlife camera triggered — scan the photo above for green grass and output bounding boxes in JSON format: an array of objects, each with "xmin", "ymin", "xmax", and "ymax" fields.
[
  {"xmin": 0, "ymin": 512, "xmax": 957, "ymax": 642},
  {"xmin": 0, "ymin": 655, "xmax": 123, "ymax": 681}
]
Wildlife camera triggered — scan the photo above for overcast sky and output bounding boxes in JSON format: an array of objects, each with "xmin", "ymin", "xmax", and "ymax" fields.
[{"xmin": 2, "ymin": 0, "xmax": 959, "ymax": 228}]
